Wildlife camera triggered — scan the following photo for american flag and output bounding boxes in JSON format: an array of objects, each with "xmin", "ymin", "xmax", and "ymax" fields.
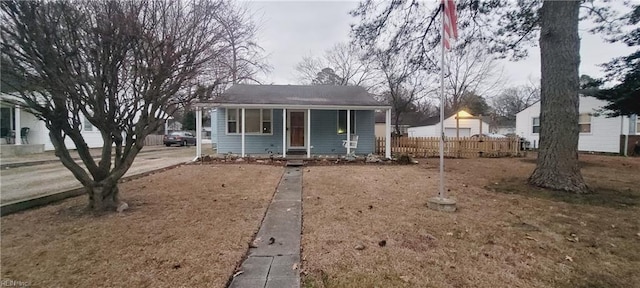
[{"xmin": 442, "ymin": 0, "xmax": 458, "ymax": 50}]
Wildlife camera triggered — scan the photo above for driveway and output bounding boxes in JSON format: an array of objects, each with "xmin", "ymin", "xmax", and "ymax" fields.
[{"xmin": 0, "ymin": 146, "xmax": 197, "ymax": 204}]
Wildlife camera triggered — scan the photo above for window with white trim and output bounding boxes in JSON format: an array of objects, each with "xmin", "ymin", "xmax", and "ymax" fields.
[
  {"xmin": 83, "ymin": 117, "xmax": 94, "ymax": 131},
  {"xmin": 636, "ymin": 118, "xmax": 639, "ymax": 134},
  {"xmin": 227, "ymin": 108, "xmax": 272, "ymax": 134},
  {"xmin": 579, "ymin": 113, "xmax": 591, "ymax": 133},
  {"xmin": 532, "ymin": 117, "xmax": 540, "ymax": 134},
  {"xmin": 337, "ymin": 110, "xmax": 356, "ymax": 134}
]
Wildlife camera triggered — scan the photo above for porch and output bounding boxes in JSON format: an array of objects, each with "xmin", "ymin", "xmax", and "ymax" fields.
[
  {"xmin": 1, "ymin": 104, "xmax": 44, "ymax": 156},
  {"xmin": 206, "ymin": 107, "xmax": 392, "ymax": 158},
  {"xmin": 0, "ymin": 144, "xmax": 45, "ymax": 157}
]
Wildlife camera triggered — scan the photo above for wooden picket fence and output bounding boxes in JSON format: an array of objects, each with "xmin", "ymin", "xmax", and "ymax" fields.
[
  {"xmin": 376, "ymin": 136, "xmax": 522, "ymax": 158},
  {"xmin": 144, "ymin": 134, "xmax": 164, "ymax": 146}
]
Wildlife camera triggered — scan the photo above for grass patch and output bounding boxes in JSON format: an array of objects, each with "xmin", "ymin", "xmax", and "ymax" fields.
[
  {"xmin": 302, "ymin": 155, "xmax": 640, "ymax": 288},
  {"xmin": 519, "ymin": 158, "xmax": 609, "ymax": 168},
  {"xmin": 1, "ymin": 165, "xmax": 283, "ymax": 288},
  {"xmin": 303, "ymin": 270, "xmax": 408, "ymax": 288},
  {"xmin": 487, "ymin": 177, "xmax": 640, "ymax": 208}
]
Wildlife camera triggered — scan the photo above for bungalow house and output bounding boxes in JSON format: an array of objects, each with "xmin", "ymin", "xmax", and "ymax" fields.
[
  {"xmin": 195, "ymin": 84, "xmax": 392, "ymax": 158},
  {"xmin": 408, "ymin": 110, "xmax": 490, "ymax": 137},
  {"xmin": 515, "ymin": 95, "xmax": 639, "ymax": 154}
]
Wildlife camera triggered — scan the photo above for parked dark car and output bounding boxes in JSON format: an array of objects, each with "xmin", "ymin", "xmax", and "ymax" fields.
[
  {"xmin": 163, "ymin": 131, "xmax": 196, "ymax": 147},
  {"xmin": 470, "ymin": 133, "xmax": 507, "ymax": 139}
]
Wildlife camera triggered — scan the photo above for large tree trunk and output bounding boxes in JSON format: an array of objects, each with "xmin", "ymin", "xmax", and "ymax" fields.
[
  {"xmin": 528, "ymin": 0, "xmax": 588, "ymax": 193},
  {"xmin": 86, "ymin": 181, "xmax": 121, "ymax": 211}
]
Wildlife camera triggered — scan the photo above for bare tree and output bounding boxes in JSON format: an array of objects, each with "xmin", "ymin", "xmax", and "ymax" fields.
[
  {"xmin": 375, "ymin": 49, "xmax": 434, "ymax": 135},
  {"xmin": 295, "ymin": 42, "xmax": 379, "ymax": 89},
  {"xmin": 403, "ymin": 100, "xmax": 437, "ymax": 126},
  {"xmin": 442, "ymin": 45, "xmax": 504, "ymax": 113},
  {"xmin": 351, "ymin": 0, "xmax": 632, "ymax": 193},
  {"xmin": 1, "ymin": 0, "xmax": 226, "ymax": 211},
  {"xmin": 491, "ymin": 81, "xmax": 540, "ymax": 123},
  {"xmin": 213, "ymin": 1, "xmax": 270, "ymax": 88}
]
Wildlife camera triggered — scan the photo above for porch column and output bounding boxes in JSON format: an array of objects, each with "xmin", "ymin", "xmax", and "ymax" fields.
[
  {"xmin": 15, "ymin": 107, "xmax": 21, "ymax": 145},
  {"xmin": 195, "ymin": 107, "xmax": 202, "ymax": 159},
  {"xmin": 241, "ymin": 108, "xmax": 245, "ymax": 157},
  {"xmin": 346, "ymin": 109, "xmax": 351, "ymax": 156},
  {"xmin": 307, "ymin": 109, "xmax": 311, "ymax": 158},
  {"xmin": 164, "ymin": 119, "xmax": 168, "ymax": 135},
  {"xmin": 282, "ymin": 109, "xmax": 286, "ymax": 158},
  {"xmin": 385, "ymin": 108, "xmax": 391, "ymax": 159}
]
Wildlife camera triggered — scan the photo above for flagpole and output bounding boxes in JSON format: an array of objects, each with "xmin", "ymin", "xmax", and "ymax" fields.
[
  {"xmin": 439, "ymin": 1, "xmax": 446, "ymax": 199},
  {"xmin": 429, "ymin": 0, "xmax": 456, "ymax": 212}
]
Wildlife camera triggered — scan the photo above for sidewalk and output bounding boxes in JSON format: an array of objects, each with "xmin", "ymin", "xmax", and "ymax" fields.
[
  {"xmin": 0, "ymin": 146, "xmax": 196, "ymax": 215},
  {"xmin": 0, "ymin": 145, "xmax": 172, "ymax": 168},
  {"xmin": 229, "ymin": 166, "xmax": 303, "ymax": 288}
]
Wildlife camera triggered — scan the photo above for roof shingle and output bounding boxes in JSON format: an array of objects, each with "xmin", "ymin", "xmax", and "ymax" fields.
[{"xmin": 213, "ymin": 84, "xmax": 385, "ymax": 107}]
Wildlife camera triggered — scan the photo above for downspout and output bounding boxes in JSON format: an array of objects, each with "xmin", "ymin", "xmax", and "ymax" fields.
[{"xmin": 622, "ymin": 116, "xmax": 628, "ymax": 157}]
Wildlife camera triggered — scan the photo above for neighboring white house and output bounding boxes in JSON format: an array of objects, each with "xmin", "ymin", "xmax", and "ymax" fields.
[
  {"xmin": 408, "ymin": 110, "xmax": 490, "ymax": 137},
  {"xmin": 515, "ymin": 95, "xmax": 639, "ymax": 153},
  {"xmin": 1, "ymin": 101, "xmax": 104, "ymax": 151},
  {"xmin": 1, "ymin": 93, "xmax": 171, "ymax": 154}
]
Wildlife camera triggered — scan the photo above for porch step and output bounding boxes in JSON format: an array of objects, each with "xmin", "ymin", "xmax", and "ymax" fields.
[{"xmin": 285, "ymin": 160, "xmax": 305, "ymax": 167}]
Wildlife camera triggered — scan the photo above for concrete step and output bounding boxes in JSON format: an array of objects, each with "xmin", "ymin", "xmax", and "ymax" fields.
[{"xmin": 285, "ymin": 160, "xmax": 304, "ymax": 167}]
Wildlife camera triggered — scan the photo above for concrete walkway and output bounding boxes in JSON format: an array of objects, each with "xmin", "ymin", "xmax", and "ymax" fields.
[{"xmin": 229, "ymin": 166, "xmax": 302, "ymax": 288}]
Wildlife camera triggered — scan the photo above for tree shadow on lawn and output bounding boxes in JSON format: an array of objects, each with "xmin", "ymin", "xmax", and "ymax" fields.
[
  {"xmin": 519, "ymin": 158, "xmax": 609, "ymax": 168},
  {"xmin": 486, "ymin": 177, "xmax": 640, "ymax": 209}
]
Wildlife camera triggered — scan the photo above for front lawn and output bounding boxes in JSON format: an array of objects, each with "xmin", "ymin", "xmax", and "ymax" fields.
[
  {"xmin": 301, "ymin": 154, "xmax": 640, "ymax": 288},
  {"xmin": 1, "ymin": 164, "xmax": 283, "ymax": 288}
]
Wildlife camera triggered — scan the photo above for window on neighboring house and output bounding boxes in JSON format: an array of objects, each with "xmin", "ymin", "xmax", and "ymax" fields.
[
  {"xmin": 532, "ymin": 117, "xmax": 540, "ymax": 134},
  {"xmin": 337, "ymin": 110, "xmax": 356, "ymax": 134},
  {"xmin": 83, "ymin": 117, "xmax": 94, "ymax": 131},
  {"xmin": 226, "ymin": 108, "xmax": 272, "ymax": 134},
  {"xmin": 636, "ymin": 117, "xmax": 640, "ymax": 134},
  {"xmin": 579, "ymin": 113, "xmax": 591, "ymax": 133}
]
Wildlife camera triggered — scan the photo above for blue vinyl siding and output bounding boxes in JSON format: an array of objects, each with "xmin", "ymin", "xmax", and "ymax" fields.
[
  {"xmin": 309, "ymin": 110, "xmax": 374, "ymax": 154},
  {"xmin": 217, "ymin": 108, "xmax": 285, "ymax": 155},
  {"xmin": 216, "ymin": 108, "xmax": 375, "ymax": 155}
]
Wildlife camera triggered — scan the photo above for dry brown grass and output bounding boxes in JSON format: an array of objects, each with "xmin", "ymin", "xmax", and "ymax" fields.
[
  {"xmin": 301, "ymin": 154, "xmax": 640, "ymax": 288},
  {"xmin": 1, "ymin": 164, "xmax": 283, "ymax": 288}
]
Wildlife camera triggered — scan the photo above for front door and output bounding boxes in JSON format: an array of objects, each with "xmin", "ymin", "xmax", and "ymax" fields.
[{"xmin": 289, "ymin": 111, "xmax": 305, "ymax": 148}]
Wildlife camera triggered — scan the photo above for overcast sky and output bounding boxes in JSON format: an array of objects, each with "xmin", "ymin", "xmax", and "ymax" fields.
[{"xmin": 247, "ymin": 1, "xmax": 635, "ymax": 89}]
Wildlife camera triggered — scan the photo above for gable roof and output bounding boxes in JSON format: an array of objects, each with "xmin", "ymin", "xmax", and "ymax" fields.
[
  {"xmin": 421, "ymin": 115, "xmax": 445, "ymax": 126},
  {"xmin": 210, "ymin": 84, "xmax": 386, "ymax": 107},
  {"xmin": 412, "ymin": 111, "xmax": 491, "ymax": 127}
]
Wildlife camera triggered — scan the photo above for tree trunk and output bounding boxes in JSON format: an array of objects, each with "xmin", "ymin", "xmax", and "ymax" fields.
[
  {"xmin": 528, "ymin": 0, "xmax": 588, "ymax": 193},
  {"xmin": 86, "ymin": 181, "xmax": 121, "ymax": 211}
]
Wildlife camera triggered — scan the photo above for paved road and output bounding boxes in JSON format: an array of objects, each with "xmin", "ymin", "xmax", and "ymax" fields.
[{"xmin": 0, "ymin": 147, "xmax": 197, "ymax": 204}]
